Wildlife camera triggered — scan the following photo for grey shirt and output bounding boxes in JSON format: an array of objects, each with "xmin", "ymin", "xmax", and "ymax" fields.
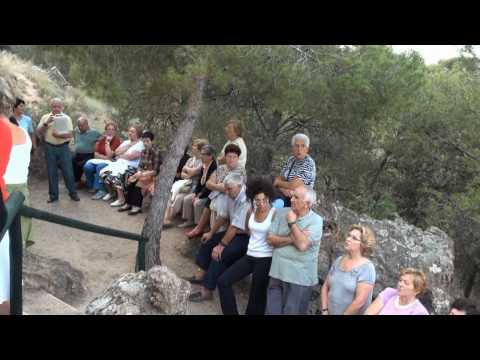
[
  {"xmin": 327, "ymin": 256, "xmax": 376, "ymax": 315},
  {"xmin": 223, "ymin": 186, "xmax": 250, "ymax": 231}
]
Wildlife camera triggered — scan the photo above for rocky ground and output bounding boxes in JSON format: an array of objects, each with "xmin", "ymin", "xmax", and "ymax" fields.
[{"xmin": 26, "ymin": 177, "xmax": 249, "ymax": 315}]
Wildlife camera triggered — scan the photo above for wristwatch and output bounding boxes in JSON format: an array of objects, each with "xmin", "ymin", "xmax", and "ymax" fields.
[{"xmin": 287, "ymin": 220, "xmax": 297, "ymax": 228}]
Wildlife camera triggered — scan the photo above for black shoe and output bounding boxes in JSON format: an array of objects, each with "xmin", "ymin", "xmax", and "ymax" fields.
[
  {"xmin": 184, "ymin": 276, "xmax": 203, "ymax": 285},
  {"xmin": 69, "ymin": 193, "xmax": 80, "ymax": 201},
  {"xmin": 47, "ymin": 197, "xmax": 58, "ymax": 203},
  {"xmin": 188, "ymin": 291, "xmax": 213, "ymax": 303}
]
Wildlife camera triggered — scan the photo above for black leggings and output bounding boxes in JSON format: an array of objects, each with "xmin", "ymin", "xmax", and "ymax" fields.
[
  {"xmin": 217, "ymin": 255, "xmax": 272, "ymax": 315},
  {"xmin": 125, "ymin": 182, "xmax": 143, "ymax": 208}
]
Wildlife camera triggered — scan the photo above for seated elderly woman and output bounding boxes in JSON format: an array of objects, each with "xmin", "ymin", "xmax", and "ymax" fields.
[
  {"xmin": 117, "ymin": 130, "xmax": 162, "ymax": 215},
  {"xmin": 163, "ymin": 138, "xmax": 208, "ymax": 227},
  {"xmin": 178, "ymin": 144, "xmax": 218, "ymax": 229},
  {"xmin": 84, "ymin": 121, "xmax": 122, "ymax": 200},
  {"xmin": 273, "ymin": 133, "xmax": 316, "ymax": 208},
  {"xmin": 185, "ymin": 143, "xmax": 246, "ymax": 238},
  {"xmin": 320, "ymin": 224, "xmax": 376, "ymax": 315},
  {"xmin": 365, "ymin": 268, "xmax": 430, "ymax": 315},
  {"xmin": 217, "ymin": 117, "xmax": 247, "ymax": 168},
  {"xmin": 99, "ymin": 125, "xmax": 144, "ymax": 206}
]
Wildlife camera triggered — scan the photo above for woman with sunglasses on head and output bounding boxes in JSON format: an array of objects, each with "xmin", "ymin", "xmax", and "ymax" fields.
[{"xmin": 320, "ymin": 224, "xmax": 377, "ymax": 315}]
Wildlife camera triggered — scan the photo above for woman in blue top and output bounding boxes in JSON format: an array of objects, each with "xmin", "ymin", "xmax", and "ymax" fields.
[{"xmin": 320, "ymin": 224, "xmax": 376, "ymax": 315}]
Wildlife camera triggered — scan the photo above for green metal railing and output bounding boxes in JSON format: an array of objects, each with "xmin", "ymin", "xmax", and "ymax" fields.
[
  {"xmin": 0, "ymin": 191, "xmax": 148, "ymax": 315},
  {"xmin": 0, "ymin": 191, "xmax": 25, "ymax": 316}
]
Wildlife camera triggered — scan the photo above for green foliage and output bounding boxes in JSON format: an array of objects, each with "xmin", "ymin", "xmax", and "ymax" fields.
[{"xmin": 13, "ymin": 45, "xmax": 480, "ymax": 233}]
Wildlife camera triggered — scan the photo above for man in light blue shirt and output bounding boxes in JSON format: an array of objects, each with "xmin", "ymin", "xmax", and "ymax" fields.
[
  {"xmin": 188, "ymin": 173, "xmax": 251, "ymax": 303},
  {"xmin": 11, "ymin": 98, "xmax": 37, "ymax": 152},
  {"xmin": 266, "ymin": 185, "xmax": 323, "ymax": 315}
]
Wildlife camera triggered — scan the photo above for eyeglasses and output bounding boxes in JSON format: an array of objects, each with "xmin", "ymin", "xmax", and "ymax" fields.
[{"xmin": 254, "ymin": 198, "xmax": 268, "ymax": 205}]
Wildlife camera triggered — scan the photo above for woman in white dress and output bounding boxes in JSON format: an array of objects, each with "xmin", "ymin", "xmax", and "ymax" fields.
[{"xmin": 99, "ymin": 126, "xmax": 144, "ymax": 206}]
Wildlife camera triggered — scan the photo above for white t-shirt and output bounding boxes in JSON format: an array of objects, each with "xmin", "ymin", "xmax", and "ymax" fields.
[
  {"xmin": 220, "ymin": 137, "xmax": 247, "ymax": 168},
  {"xmin": 4, "ymin": 128, "xmax": 31, "ymax": 185},
  {"xmin": 247, "ymin": 208, "xmax": 275, "ymax": 258},
  {"xmin": 119, "ymin": 140, "xmax": 145, "ymax": 168}
]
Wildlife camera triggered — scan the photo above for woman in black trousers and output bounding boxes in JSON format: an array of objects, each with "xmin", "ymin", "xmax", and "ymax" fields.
[{"xmin": 217, "ymin": 177, "xmax": 276, "ymax": 315}]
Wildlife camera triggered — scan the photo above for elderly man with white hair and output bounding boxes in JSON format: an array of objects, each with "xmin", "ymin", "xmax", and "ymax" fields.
[
  {"xmin": 273, "ymin": 133, "xmax": 316, "ymax": 208},
  {"xmin": 266, "ymin": 185, "xmax": 323, "ymax": 315},
  {"xmin": 37, "ymin": 98, "xmax": 79, "ymax": 203},
  {"xmin": 187, "ymin": 172, "xmax": 251, "ymax": 303}
]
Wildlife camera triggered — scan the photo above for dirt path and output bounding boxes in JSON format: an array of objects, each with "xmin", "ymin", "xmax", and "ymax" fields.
[{"xmin": 27, "ymin": 177, "xmax": 248, "ymax": 314}]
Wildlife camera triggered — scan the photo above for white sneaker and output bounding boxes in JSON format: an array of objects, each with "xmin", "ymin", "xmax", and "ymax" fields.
[
  {"xmin": 102, "ymin": 193, "xmax": 113, "ymax": 201},
  {"xmin": 110, "ymin": 199, "xmax": 125, "ymax": 207}
]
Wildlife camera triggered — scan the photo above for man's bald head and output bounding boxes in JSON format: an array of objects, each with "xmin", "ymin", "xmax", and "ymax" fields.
[{"xmin": 78, "ymin": 116, "xmax": 89, "ymax": 133}]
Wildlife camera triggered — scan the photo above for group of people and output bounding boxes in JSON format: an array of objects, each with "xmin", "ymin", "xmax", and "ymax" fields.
[
  {"xmin": 36, "ymin": 97, "xmax": 163, "ymax": 215},
  {"xmin": 1, "ymin": 96, "xmax": 479, "ymax": 315}
]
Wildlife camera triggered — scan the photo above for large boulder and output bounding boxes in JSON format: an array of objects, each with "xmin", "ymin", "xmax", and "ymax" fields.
[
  {"xmin": 147, "ymin": 266, "xmax": 191, "ymax": 315},
  {"xmin": 85, "ymin": 266, "xmax": 191, "ymax": 315},
  {"xmin": 23, "ymin": 250, "xmax": 87, "ymax": 304},
  {"xmin": 316, "ymin": 201, "xmax": 459, "ymax": 314}
]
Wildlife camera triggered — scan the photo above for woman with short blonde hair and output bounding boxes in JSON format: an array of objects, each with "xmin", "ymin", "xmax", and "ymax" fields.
[
  {"xmin": 365, "ymin": 268, "xmax": 429, "ymax": 315},
  {"xmin": 217, "ymin": 117, "xmax": 247, "ymax": 168},
  {"xmin": 320, "ymin": 224, "xmax": 377, "ymax": 315}
]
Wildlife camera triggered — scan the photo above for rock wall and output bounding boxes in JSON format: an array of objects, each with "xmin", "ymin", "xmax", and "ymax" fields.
[{"xmin": 316, "ymin": 201, "xmax": 460, "ymax": 314}]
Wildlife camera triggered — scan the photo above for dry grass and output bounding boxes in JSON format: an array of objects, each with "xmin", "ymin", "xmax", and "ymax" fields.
[{"xmin": 0, "ymin": 50, "xmax": 113, "ymax": 131}]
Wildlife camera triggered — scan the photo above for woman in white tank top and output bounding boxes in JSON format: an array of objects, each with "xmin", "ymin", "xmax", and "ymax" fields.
[
  {"xmin": 5, "ymin": 126, "xmax": 33, "ymax": 247},
  {"xmin": 217, "ymin": 177, "xmax": 276, "ymax": 315},
  {"xmin": 1, "ymin": 118, "xmax": 32, "ymax": 307}
]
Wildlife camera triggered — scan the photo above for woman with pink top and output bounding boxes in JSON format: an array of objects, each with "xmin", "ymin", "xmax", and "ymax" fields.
[{"xmin": 365, "ymin": 268, "xmax": 429, "ymax": 315}]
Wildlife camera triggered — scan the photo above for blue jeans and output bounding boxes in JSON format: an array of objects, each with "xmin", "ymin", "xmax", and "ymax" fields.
[
  {"xmin": 45, "ymin": 142, "xmax": 77, "ymax": 199},
  {"xmin": 83, "ymin": 160, "xmax": 109, "ymax": 191},
  {"xmin": 195, "ymin": 231, "xmax": 250, "ymax": 291}
]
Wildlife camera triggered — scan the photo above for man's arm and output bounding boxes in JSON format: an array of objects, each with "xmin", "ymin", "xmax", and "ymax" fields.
[
  {"xmin": 211, "ymin": 223, "xmax": 242, "ymax": 261},
  {"xmin": 288, "ymin": 222, "xmax": 312, "ymax": 252},
  {"xmin": 201, "ymin": 216, "xmax": 228, "ymax": 243},
  {"xmin": 52, "ymin": 130, "xmax": 73, "ymax": 140},
  {"xmin": 36, "ymin": 115, "xmax": 52, "ymax": 138},
  {"xmin": 267, "ymin": 232, "xmax": 294, "ymax": 248}
]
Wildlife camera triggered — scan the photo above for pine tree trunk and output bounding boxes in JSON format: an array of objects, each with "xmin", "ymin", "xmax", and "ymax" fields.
[{"xmin": 143, "ymin": 76, "xmax": 207, "ymax": 270}]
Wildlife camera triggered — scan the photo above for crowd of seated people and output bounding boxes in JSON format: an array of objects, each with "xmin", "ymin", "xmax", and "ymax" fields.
[{"xmin": 4, "ymin": 98, "xmax": 477, "ymax": 316}]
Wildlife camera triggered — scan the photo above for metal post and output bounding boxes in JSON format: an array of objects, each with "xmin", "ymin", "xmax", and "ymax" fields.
[
  {"xmin": 135, "ymin": 239, "xmax": 146, "ymax": 272},
  {"xmin": 9, "ymin": 213, "xmax": 22, "ymax": 315}
]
